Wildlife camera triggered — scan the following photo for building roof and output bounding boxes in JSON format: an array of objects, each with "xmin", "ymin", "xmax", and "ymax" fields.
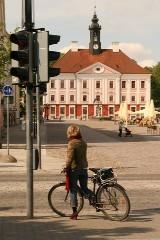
[{"xmin": 54, "ymin": 49, "xmax": 151, "ymax": 74}]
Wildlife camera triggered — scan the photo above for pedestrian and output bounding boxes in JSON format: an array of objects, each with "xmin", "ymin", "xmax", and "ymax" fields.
[
  {"xmin": 118, "ymin": 120, "xmax": 124, "ymax": 137},
  {"xmin": 65, "ymin": 124, "xmax": 94, "ymax": 220}
]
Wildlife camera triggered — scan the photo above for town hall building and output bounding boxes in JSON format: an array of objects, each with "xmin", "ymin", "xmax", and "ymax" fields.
[{"xmin": 44, "ymin": 10, "xmax": 151, "ymax": 120}]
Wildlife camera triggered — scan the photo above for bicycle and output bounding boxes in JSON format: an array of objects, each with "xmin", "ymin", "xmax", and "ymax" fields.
[{"xmin": 48, "ymin": 167, "xmax": 131, "ymax": 221}]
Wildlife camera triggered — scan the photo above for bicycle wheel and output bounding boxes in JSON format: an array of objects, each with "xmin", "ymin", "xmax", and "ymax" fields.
[
  {"xmin": 48, "ymin": 182, "xmax": 84, "ymax": 217},
  {"xmin": 97, "ymin": 183, "xmax": 130, "ymax": 221}
]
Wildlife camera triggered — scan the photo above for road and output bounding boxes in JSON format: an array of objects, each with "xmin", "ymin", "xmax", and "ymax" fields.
[{"xmin": 0, "ymin": 120, "xmax": 160, "ymax": 239}]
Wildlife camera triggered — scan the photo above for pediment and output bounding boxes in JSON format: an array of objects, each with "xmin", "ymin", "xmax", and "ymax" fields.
[{"xmin": 77, "ymin": 62, "xmax": 120, "ymax": 74}]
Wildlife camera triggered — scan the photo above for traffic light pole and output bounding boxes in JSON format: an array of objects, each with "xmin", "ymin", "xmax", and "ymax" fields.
[
  {"xmin": 36, "ymin": 75, "xmax": 41, "ymax": 169},
  {"xmin": 24, "ymin": 0, "xmax": 34, "ymax": 219}
]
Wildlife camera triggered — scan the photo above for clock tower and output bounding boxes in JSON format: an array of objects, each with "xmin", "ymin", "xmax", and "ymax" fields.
[{"xmin": 89, "ymin": 7, "xmax": 101, "ymax": 55}]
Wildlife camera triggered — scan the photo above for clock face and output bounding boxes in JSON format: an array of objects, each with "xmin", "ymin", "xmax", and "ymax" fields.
[{"xmin": 93, "ymin": 44, "xmax": 98, "ymax": 49}]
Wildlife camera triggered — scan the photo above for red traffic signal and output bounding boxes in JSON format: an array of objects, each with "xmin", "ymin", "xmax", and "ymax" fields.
[{"xmin": 10, "ymin": 30, "xmax": 29, "ymax": 85}]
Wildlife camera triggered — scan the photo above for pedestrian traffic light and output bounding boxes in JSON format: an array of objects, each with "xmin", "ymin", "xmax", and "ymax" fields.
[
  {"xmin": 10, "ymin": 30, "xmax": 29, "ymax": 86},
  {"xmin": 37, "ymin": 31, "xmax": 60, "ymax": 83}
]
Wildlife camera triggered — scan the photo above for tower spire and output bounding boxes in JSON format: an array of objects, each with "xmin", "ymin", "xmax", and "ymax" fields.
[
  {"xmin": 89, "ymin": 7, "xmax": 101, "ymax": 55},
  {"xmin": 94, "ymin": 5, "xmax": 96, "ymax": 15}
]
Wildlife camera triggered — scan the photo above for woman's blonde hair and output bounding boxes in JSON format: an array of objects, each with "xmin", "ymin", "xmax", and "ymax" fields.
[{"xmin": 67, "ymin": 125, "xmax": 81, "ymax": 138}]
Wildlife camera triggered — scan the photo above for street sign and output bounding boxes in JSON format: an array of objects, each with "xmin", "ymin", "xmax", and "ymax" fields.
[{"xmin": 2, "ymin": 85, "xmax": 13, "ymax": 96}]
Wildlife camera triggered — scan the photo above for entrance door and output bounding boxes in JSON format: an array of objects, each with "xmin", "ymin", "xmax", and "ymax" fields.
[
  {"xmin": 59, "ymin": 106, "xmax": 66, "ymax": 119},
  {"xmin": 82, "ymin": 106, "xmax": 88, "ymax": 120},
  {"xmin": 69, "ymin": 106, "xmax": 75, "ymax": 119}
]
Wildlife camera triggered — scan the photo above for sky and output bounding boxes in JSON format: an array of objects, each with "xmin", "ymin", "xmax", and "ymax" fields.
[{"xmin": 5, "ymin": 0, "xmax": 160, "ymax": 67}]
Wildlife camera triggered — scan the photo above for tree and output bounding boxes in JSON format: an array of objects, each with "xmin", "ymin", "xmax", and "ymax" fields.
[
  {"xmin": 151, "ymin": 62, "xmax": 160, "ymax": 107},
  {"xmin": 0, "ymin": 35, "xmax": 11, "ymax": 89}
]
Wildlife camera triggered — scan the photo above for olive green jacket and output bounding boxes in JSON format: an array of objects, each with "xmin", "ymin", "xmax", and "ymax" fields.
[{"xmin": 66, "ymin": 138, "xmax": 88, "ymax": 170}]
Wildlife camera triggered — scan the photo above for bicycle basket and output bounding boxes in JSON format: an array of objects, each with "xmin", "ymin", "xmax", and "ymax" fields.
[{"xmin": 99, "ymin": 168, "xmax": 114, "ymax": 181}]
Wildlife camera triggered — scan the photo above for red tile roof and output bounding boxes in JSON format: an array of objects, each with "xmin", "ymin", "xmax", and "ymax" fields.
[{"xmin": 54, "ymin": 49, "xmax": 151, "ymax": 74}]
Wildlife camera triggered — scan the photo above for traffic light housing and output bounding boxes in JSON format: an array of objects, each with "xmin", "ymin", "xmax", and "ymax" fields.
[
  {"xmin": 10, "ymin": 30, "xmax": 29, "ymax": 86},
  {"xmin": 37, "ymin": 31, "xmax": 60, "ymax": 83},
  {"xmin": 39, "ymin": 83, "xmax": 47, "ymax": 95}
]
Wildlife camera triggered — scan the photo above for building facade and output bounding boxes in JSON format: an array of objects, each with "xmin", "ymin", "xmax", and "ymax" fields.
[{"xmin": 44, "ymin": 11, "xmax": 151, "ymax": 120}]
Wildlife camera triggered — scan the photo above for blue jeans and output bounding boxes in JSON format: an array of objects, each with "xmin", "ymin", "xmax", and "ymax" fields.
[{"xmin": 69, "ymin": 169, "xmax": 93, "ymax": 207}]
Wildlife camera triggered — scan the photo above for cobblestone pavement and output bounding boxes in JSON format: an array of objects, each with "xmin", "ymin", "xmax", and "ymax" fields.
[{"xmin": 0, "ymin": 120, "xmax": 160, "ymax": 239}]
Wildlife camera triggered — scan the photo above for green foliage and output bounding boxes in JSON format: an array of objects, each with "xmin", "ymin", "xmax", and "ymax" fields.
[
  {"xmin": 0, "ymin": 35, "xmax": 11, "ymax": 88},
  {"xmin": 151, "ymin": 62, "xmax": 160, "ymax": 107}
]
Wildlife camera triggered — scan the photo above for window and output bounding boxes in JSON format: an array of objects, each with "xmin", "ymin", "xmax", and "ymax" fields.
[
  {"xmin": 50, "ymin": 107, "xmax": 55, "ymax": 115},
  {"xmin": 130, "ymin": 106, "xmax": 136, "ymax": 112},
  {"xmin": 60, "ymin": 107, "xmax": 65, "ymax": 115},
  {"xmin": 70, "ymin": 107, "xmax": 75, "ymax": 115},
  {"xmin": 70, "ymin": 95, "xmax": 74, "ymax": 102},
  {"xmin": 109, "ymin": 95, "xmax": 113, "ymax": 102},
  {"xmin": 83, "ymin": 95, "xmax": 87, "ymax": 102},
  {"xmin": 109, "ymin": 81, "xmax": 113, "ymax": 88},
  {"xmin": 109, "ymin": 107, "xmax": 114, "ymax": 115},
  {"xmin": 60, "ymin": 95, "xmax": 65, "ymax": 102},
  {"xmin": 141, "ymin": 81, "xmax": 145, "ymax": 88},
  {"xmin": 95, "ymin": 95, "xmax": 100, "ymax": 101},
  {"xmin": 122, "ymin": 81, "xmax": 126, "ymax": 88},
  {"xmin": 96, "ymin": 81, "xmax": 100, "ymax": 88},
  {"xmin": 96, "ymin": 67, "xmax": 100, "ymax": 71},
  {"xmin": 141, "ymin": 96, "xmax": 145, "ymax": 102},
  {"xmin": 131, "ymin": 96, "xmax": 135, "ymax": 102},
  {"xmin": 50, "ymin": 80, "xmax": 55, "ymax": 88},
  {"xmin": 131, "ymin": 81, "xmax": 135, "ymax": 88},
  {"xmin": 122, "ymin": 95, "xmax": 126, "ymax": 102},
  {"xmin": 70, "ymin": 80, "xmax": 74, "ymax": 89},
  {"xmin": 50, "ymin": 95, "xmax": 55, "ymax": 102},
  {"xmin": 60, "ymin": 80, "xmax": 64, "ymax": 88},
  {"xmin": 83, "ymin": 80, "xmax": 87, "ymax": 88}
]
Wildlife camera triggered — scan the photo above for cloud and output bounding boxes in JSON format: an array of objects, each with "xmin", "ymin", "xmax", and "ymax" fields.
[
  {"xmin": 60, "ymin": 42, "xmax": 87, "ymax": 53},
  {"xmin": 61, "ymin": 41, "xmax": 157, "ymax": 68},
  {"xmin": 108, "ymin": 42, "xmax": 156, "ymax": 67},
  {"xmin": 139, "ymin": 59, "xmax": 156, "ymax": 68},
  {"xmin": 5, "ymin": 0, "xmax": 159, "ymax": 66}
]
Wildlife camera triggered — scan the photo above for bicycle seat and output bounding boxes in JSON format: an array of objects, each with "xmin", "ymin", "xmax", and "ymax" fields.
[{"xmin": 89, "ymin": 168, "xmax": 100, "ymax": 173}]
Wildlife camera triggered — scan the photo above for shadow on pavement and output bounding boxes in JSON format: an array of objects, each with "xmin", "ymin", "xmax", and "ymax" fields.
[
  {"xmin": 0, "ymin": 215, "xmax": 154, "ymax": 240},
  {"xmin": 2, "ymin": 122, "xmax": 160, "ymax": 145},
  {"xmin": 128, "ymin": 207, "xmax": 160, "ymax": 222}
]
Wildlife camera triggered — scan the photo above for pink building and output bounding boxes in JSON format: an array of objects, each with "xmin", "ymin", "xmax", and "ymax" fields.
[{"xmin": 44, "ymin": 11, "xmax": 151, "ymax": 120}]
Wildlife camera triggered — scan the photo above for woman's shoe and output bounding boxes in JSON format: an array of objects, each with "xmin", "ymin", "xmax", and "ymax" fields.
[{"xmin": 70, "ymin": 212, "xmax": 78, "ymax": 220}]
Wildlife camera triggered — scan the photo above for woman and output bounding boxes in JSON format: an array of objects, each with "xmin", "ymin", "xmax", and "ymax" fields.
[{"xmin": 66, "ymin": 124, "xmax": 94, "ymax": 220}]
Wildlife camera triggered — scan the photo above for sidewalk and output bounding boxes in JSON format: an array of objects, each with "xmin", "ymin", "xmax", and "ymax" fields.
[{"xmin": 0, "ymin": 120, "xmax": 160, "ymax": 239}]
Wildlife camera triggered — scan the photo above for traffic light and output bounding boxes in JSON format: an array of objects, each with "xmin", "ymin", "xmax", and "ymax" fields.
[
  {"xmin": 39, "ymin": 83, "xmax": 47, "ymax": 95},
  {"xmin": 10, "ymin": 30, "xmax": 29, "ymax": 86},
  {"xmin": 37, "ymin": 31, "xmax": 60, "ymax": 83}
]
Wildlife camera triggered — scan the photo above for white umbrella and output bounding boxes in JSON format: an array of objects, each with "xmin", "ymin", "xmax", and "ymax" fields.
[
  {"xmin": 129, "ymin": 103, "xmax": 150, "ymax": 117},
  {"xmin": 147, "ymin": 99, "xmax": 156, "ymax": 119},
  {"xmin": 120, "ymin": 101, "xmax": 128, "ymax": 125},
  {"xmin": 114, "ymin": 103, "xmax": 124, "ymax": 118},
  {"xmin": 144, "ymin": 102, "xmax": 150, "ymax": 118},
  {"xmin": 118, "ymin": 103, "xmax": 124, "ymax": 119}
]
